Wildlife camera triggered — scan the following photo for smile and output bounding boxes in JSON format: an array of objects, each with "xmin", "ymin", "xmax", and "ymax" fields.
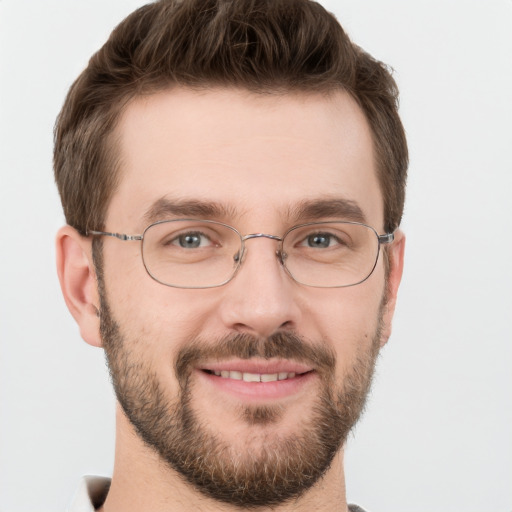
[
  {"xmin": 205, "ymin": 370, "xmax": 300, "ymax": 382},
  {"xmin": 197, "ymin": 359, "xmax": 317, "ymax": 401},
  {"xmin": 197, "ymin": 359, "xmax": 316, "ymax": 401}
]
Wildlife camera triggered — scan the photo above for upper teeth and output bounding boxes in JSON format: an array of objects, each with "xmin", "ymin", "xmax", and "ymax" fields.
[{"xmin": 212, "ymin": 371, "xmax": 296, "ymax": 382}]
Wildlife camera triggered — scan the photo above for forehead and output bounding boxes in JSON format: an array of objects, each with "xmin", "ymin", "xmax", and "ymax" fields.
[{"xmin": 108, "ymin": 88, "xmax": 383, "ymax": 231}]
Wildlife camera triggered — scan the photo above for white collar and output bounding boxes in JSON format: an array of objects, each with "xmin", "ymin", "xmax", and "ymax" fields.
[{"xmin": 67, "ymin": 476, "xmax": 111, "ymax": 512}]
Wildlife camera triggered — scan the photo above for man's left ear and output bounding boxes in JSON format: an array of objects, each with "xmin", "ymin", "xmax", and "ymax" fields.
[{"xmin": 379, "ymin": 230, "xmax": 405, "ymax": 347}]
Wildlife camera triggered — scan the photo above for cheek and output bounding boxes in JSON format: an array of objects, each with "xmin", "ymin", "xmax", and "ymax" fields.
[
  {"xmin": 303, "ymin": 278, "xmax": 385, "ymax": 366},
  {"xmin": 104, "ymin": 257, "xmax": 218, "ymax": 359}
]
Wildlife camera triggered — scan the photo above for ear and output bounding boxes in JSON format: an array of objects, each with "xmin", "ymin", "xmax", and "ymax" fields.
[
  {"xmin": 56, "ymin": 225, "xmax": 102, "ymax": 347},
  {"xmin": 379, "ymin": 230, "xmax": 405, "ymax": 347}
]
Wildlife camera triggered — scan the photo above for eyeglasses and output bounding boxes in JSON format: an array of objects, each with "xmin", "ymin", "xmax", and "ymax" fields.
[{"xmin": 88, "ymin": 219, "xmax": 394, "ymax": 289}]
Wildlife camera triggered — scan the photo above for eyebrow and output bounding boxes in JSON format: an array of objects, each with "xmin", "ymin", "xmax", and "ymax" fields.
[
  {"xmin": 142, "ymin": 196, "xmax": 367, "ymax": 226},
  {"xmin": 143, "ymin": 197, "xmax": 238, "ymax": 225},
  {"xmin": 288, "ymin": 198, "xmax": 367, "ymax": 224}
]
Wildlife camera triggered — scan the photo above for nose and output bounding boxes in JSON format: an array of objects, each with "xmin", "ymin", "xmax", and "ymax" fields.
[{"xmin": 218, "ymin": 236, "xmax": 301, "ymax": 338}]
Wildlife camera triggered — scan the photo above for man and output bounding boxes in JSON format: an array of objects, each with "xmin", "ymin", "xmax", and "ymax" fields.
[{"xmin": 54, "ymin": 0, "xmax": 407, "ymax": 510}]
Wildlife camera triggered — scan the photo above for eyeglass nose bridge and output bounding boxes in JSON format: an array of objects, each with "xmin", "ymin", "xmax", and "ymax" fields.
[
  {"xmin": 236, "ymin": 232, "xmax": 285, "ymax": 267},
  {"xmin": 242, "ymin": 233, "xmax": 283, "ymax": 242}
]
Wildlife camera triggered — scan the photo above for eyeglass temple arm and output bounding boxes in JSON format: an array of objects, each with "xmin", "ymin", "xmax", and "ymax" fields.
[
  {"xmin": 87, "ymin": 230, "xmax": 143, "ymax": 241},
  {"xmin": 378, "ymin": 233, "xmax": 394, "ymax": 245}
]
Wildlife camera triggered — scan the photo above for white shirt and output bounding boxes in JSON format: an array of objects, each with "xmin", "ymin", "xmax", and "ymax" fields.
[{"xmin": 67, "ymin": 476, "xmax": 110, "ymax": 512}]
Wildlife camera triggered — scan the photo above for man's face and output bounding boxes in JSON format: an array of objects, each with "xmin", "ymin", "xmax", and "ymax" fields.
[{"xmin": 96, "ymin": 88, "xmax": 401, "ymax": 506}]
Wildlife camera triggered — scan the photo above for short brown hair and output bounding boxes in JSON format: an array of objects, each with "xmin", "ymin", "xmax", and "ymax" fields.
[{"xmin": 54, "ymin": 0, "xmax": 408, "ymax": 235}]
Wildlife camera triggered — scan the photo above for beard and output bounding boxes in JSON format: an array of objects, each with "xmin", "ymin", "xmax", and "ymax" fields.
[{"xmin": 96, "ymin": 249, "xmax": 383, "ymax": 507}]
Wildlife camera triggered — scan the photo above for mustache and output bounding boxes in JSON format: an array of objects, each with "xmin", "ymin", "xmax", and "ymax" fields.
[{"xmin": 175, "ymin": 331, "xmax": 336, "ymax": 385}]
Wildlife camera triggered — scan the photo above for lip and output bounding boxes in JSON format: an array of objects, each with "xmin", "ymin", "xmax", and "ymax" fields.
[{"xmin": 196, "ymin": 358, "xmax": 316, "ymax": 401}]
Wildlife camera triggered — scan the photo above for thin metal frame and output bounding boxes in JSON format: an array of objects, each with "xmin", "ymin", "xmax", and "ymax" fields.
[{"xmin": 88, "ymin": 219, "xmax": 394, "ymax": 289}]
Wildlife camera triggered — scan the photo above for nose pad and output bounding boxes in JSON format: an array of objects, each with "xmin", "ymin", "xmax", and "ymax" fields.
[
  {"xmin": 230, "ymin": 243, "xmax": 287, "ymax": 284},
  {"xmin": 233, "ymin": 246, "xmax": 245, "ymax": 265},
  {"xmin": 276, "ymin": 249, "xmax": 287, "ymax": 266},
  {"xmin": 231, "ymin": 236, "xmax": 287, "ymax": 280},
  {"xmin": 235, "ymin": 245, "xmax": 286, "ymax": 268}
]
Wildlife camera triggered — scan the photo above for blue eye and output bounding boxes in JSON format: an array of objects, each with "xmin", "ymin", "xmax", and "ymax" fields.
[
  {"xmin": 305, "ymin": 233, "xmax": 336, "ymax": 248},
  {"xmin": 174, "ymin": 232, "xmax": 210, "ymax": 248}
]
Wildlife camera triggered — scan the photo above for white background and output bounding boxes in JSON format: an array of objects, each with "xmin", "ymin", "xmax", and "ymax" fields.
[{"xmin": 1, "ymin": 1, "xmax": 511, "ymax": 511}]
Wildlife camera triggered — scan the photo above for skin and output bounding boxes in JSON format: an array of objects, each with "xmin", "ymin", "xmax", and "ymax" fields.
[{"xmin": 56, "ymin": 88, "xmax": 405, "ymax": 512}]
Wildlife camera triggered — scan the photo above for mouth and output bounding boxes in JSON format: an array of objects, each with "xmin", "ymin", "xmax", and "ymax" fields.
[
  {"xmin": 203, "ymin": 369, "xmax": 303, "ymax": 382},
  {"xmin": 197, "ymin": 360, "xmax": 316, "ymax": 401}
]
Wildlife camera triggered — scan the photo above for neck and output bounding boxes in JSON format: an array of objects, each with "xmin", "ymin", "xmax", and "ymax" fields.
[{"xmin": 99, "ymin": 406, "xmax": 349, "ymax": 512}]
